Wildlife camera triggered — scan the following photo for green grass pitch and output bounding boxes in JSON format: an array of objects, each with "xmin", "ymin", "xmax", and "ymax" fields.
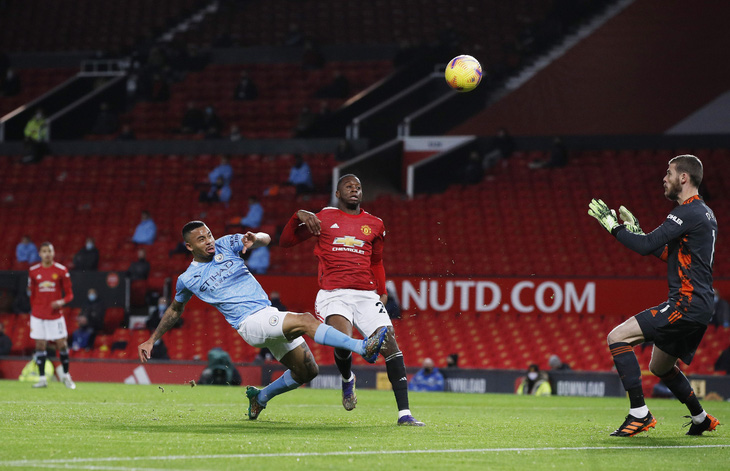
[{"xmin": 1, "ymin": 379, "xmax": 728, "ymax": 470}]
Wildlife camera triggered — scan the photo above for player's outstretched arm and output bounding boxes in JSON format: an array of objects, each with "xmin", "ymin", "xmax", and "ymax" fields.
[
  {"xmin": 138, "ymin": 300, "xmax": 185, "ymax": 362},
  {"xmin": 242, "ymin": 232, "xmax": 270, "ymax": 253},
  {"xmin": 279, "ymin": 210, "xmax": 318, "ymax": 247}
]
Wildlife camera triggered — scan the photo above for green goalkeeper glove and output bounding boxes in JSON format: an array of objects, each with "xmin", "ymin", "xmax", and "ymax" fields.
[
  {"xmin": 588, "ymin": 198, "xmax": 619, "ymax": 233},
  {"xmin": 618, "ymin": 205, "xmax": 644, "ymax": 234}
]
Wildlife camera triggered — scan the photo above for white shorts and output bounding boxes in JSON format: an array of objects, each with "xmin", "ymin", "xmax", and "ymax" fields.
[
  {"xmin": 237, "ymin": 306, "xmax": 305, "ymax": 361},
  {"xmin": 315, "ymin": 289, "xmax": 392, "ymax": 338},
  {"xmin": 30, "ymin": 315, "xmax": 68, "ymax": 341}
]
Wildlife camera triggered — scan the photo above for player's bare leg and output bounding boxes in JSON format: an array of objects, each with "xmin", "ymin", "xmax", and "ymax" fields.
[
  {"xmin": 246, "ymin": 343, "xmax": 318, "ymax": 420},
  {"xmin": 650, "ymin": 346, "xmax": 719, "ymax": 435},
  {"xmin": 283, "ymin": 312, "xmax": 385, "ymax": 363},
  {"xmin": 32, "ymin": 339, "xmax": 48, "ymax": 388},
  {"xmin": 607, "ymin": 317, "xmax": 653, "ymax": 436},
  {"xmin": 326, "ymin": 315, "xmax": 358, "ymax": 410}
]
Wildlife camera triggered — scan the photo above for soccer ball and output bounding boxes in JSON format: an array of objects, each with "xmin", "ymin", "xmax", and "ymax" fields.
[{"xmin": 444, "ymin": 55, "xmax": 482, "ymax": 92}]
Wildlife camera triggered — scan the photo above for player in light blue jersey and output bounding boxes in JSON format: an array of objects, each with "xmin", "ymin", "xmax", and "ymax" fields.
[{"xmin": 138, "ymin": 221, "xmax": 387, "ymax": 420}]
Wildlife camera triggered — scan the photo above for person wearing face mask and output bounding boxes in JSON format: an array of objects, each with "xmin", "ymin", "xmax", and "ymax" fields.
[
  {"xmin": 408, "ymin": 357, "xmax": 444, "ymax": 392},
  {"xmin": 73, "ymin": 237, "xmax": 100, "ymax": 271},
  {"xmin": 516, "ymin": 364, "xmax": 552, "ymax": 396},
  {"xmin": 80, "ymin": 288, "xmax": 106, "ymax": 333},
  {"xmin": 146, "ymin": 296, "xmax": 183, "ymax": 331}
]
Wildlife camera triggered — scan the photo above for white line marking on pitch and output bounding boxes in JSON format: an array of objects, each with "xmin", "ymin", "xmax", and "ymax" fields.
[{"xmin": 2, "ymin": 444, "xmax": 729, "ymax": 468}]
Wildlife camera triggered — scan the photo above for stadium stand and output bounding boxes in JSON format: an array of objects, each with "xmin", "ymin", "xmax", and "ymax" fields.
[
  {"xmin": 1, "ymin": 0, "xmax": 727, "ymax": 391},
  {"xmin": 119, "ymin": 61, "xmax": 393, "ymax": 140},
  {"xmin": 1, "ymin": 147, "xmax": 726, "ymax": 374}
]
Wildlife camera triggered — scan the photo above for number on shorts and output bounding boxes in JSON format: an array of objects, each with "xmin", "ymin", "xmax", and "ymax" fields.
[{"xmin": 375, "ymin": 301, "xmax": 386, "ymax": 314}]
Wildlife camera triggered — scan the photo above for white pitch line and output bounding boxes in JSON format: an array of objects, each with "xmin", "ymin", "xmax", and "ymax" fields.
[{"xmin": 2, "ymin": 444, "xmax": 729, "ymax": 467}]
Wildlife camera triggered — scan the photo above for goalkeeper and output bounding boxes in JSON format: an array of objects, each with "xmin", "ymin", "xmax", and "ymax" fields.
[{"xmin": 588, "ymin": 155, "xmax": 719, "ymax": 437}]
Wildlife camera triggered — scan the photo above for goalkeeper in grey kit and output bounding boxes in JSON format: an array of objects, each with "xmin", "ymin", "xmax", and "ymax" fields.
[{"xmin": 588, "ymin": 154, "xmax": 719, "ymax": 437}]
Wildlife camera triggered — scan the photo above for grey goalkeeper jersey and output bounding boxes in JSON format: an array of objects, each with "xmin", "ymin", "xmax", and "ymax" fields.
[{"xmin": 614, "ymin": 195, "xmax": 717, "ymax": 324}]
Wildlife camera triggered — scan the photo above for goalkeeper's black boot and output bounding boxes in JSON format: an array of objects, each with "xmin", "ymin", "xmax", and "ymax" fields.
[
  {"xmin": 610, "ymin": 412, "xmax": 656, "ymax": 437},
  {"xmin": 685, "ymin": 414, "xmax": 719, "ymax": 436}
]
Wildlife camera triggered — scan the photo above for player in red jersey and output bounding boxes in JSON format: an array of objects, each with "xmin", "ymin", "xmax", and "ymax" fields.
[
  {"xmin": 280, "ymin": 174, "xmax": 424, "ymax": 426},
  {"xmin": 28, "ymin": 242, "xmax": 76, "ymax": 389}
]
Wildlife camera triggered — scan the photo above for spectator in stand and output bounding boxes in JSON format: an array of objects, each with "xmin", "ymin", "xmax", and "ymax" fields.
[
  {"xmin": 70, "ymin": 314, "xmax": 95, "ymax": 351},
  {"xmin": 180, "ymin": 101, "xmax": 205, "ymax": 134},
  {"xmin": 199, "ymin": 176, "xmax": 232, "ymax": 206},
  {"xmin": 16, "ymin": 235, "xmax": 40, "ymax": 265},
  {"xmin": 146, "ymin": 296, "xmax": 182, "ymax": 330},
  {"xmin": 198, "ymin": 347, "xmax": 242, "ymax": 385},
  {"xmin": 245, "ymin": 245, "xmax": 270, "ymax": 275},
  {"xmin": 516, "ymin": 364, "xmax": 552, "ymax": 396},
  {"xmin": 529, "ymin": 137, "xmax": 568, "ymax": 169},
  {"xmin": 239, "ymin": 196, "xmax": 264, "ymax": 230},
  {"xmin": 90, "ymin": 102, "xmax": 119, "ymax": 135},
  {"xmin": 132, "ymin": 211, "xmax": 156, "ymax": 245},
  {"xmin": 208, "ymin": 155, "xmax": 233, "ymax": 187},
  {"xmin": 23, "ymin": 108, "xmax": 49, "ymax": 164},
  {"xmin": 73, "ymin": 237, "xmax": 99, "ymax": 271},
  {"xmin": 492, "ymin": 127, "xmax": 515, "ymax": 160},
  {"xmin": 0, "ymin": 321, "xmax": 12, "ymax": 355},
  {"xmin": 463, "ymin": 150, "xmax": 485, "ymax": 185},
  {"xmin": 203, "ymin": 106, "xmax": 224, "ymax": 139},
  {"xmin": 285, "ymin": 154, "xmax": 314, "ymax": 194},
  {"xmin": 408, "ymin": 357, "xmax": 445, "ymax": 392},
  {"xmin": 200, "ymin": 156, "xmax": 233, "ymax": 204},
  {"xmin": 284, "ymin": 23, "xmax": 305, "ymax": 47},
  {"xmin": 446, "ymin": 353, "xmax": 459, "ymax": 368},
  {"xmin": 548, "ymin": 354, "xmax": 571, "ymax": 371},
  {"xmin": 128, "ymin": 249, "xmax": 151, "ymax": 281},
  {"xmin": 714, "ymin": 346, "xmax": 730, "ymax": 375},
  {"xmin": 293, "ymin": 105, "xmax": 317, "ymax": 137},
  {"xmin": 229, "ymin": 124, "xmax": 242, "ymax": 142},
  {"xmin": 315, "ymin": 70, "xmax": 350, "ymax": 99},
  {"xmin": 117, "ymin": 124, "xmax": 136, "ymax": 141},
  {"xmin": 711, "ymin": 289, "xmax": 730, "ymax": 328},
  {"xmin": 385, "ymin": 282, "xmax": 401, "ymax": 320},
  {"xmin": 79, "ymin": 288, "xmax": 106, "ymax": 333},
  {"xmin": 0, "ymin": 67, "xmax": 20, "ymax": 96},
  {"xmin": 233, "ymin": 71, "xmax": 258, "ymax": 101}
]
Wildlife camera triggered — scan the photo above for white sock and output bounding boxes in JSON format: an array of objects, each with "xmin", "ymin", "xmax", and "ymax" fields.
[
  {"xmin": 398, "ymin": 409, "xmax": 412, "ymax": 419},
  {"xmin": 342, "ymin": 373, "xmax": 354, "ymax": 382},
  {"xmin": 692, "ymin": 411, "xmax": 707, "ymax": 424},
  {"xmin": 629, "ymin": 406, "xmax": 649, "ymax": 418}
]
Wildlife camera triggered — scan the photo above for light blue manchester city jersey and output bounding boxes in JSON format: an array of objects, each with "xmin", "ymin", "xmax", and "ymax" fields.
[{"xmin": 175, "ymin": 234, "xmax": 271, "ymax": 328}]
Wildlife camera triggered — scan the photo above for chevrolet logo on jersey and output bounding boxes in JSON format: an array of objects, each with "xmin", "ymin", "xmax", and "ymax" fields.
[
  {"xmin": 333, "ymin": 236, "xmax": 364, "ymax": 247},
  {"xmin": 38, "ymin": 280, "xmax": 56, "ymax": 292}
]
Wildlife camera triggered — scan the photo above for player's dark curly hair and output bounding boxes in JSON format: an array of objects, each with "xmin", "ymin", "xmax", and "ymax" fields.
[{"xmin": 182, "ymin": 220, "xmax": 206, "ymax": 241}]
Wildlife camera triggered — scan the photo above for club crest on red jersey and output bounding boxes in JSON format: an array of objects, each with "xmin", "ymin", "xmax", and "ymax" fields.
[{"xmin": 361, "ymin": 225, "xmax": 372, "ymax": 236}]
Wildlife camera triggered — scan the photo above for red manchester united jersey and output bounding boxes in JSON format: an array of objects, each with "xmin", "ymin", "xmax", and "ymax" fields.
[
  {"xmin": 313, "ymin": 208, "xmax": 385, "ymax": 291},
  {"xmin": 28, "ymin": 262, "xmax": 73, "ymax": 320},
  {"xmin": 281, "ymin": 208, "xmax": 387, "ymax": 292}
]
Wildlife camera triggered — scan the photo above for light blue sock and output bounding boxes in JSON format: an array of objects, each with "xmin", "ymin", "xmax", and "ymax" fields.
[
  {"xmin": 314, "ymin": 324, "xmax": 364, "ymax": 355},
  {"xmin": 258, "ymin": 370, "xmax": 301, "ymax": 406}
]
